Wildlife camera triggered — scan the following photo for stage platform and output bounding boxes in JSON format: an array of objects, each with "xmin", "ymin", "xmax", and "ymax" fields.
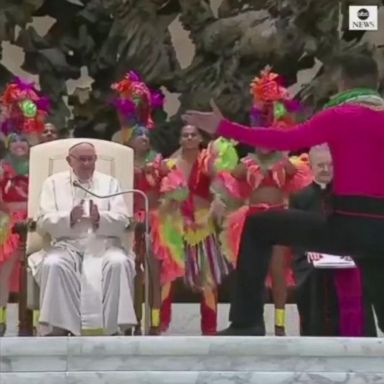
[{"xmin": 1, "ymin": 336, "xmax": 384, "ymax": 383}]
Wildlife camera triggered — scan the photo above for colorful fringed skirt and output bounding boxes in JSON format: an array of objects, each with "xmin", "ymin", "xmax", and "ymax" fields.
[
  {"xmin": 152, "ymin": 208, "xmax": 231, "ymax": 290},
  {"xmin": 0, "ymin": 212, "xmax": 15, "ymax": 264},
  {"xmin": 220, "ymin": 203, "xmax": 294, "ymax": 287},
  {"xmin": 0, "ymin": 210, "xmax": 25, "ymax": 293}
]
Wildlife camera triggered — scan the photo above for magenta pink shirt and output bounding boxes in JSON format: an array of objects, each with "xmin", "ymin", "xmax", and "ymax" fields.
[{"xmin": 217, "ymin": 104, "xmax": 384, "ymax": 197}]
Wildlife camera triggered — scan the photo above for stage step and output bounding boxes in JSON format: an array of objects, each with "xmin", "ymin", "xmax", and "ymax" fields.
[{"xmin": 1, "ymin": 336, "xmax": 384, "ymax": 383}]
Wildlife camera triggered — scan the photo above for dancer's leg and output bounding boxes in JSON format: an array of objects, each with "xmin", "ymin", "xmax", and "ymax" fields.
[
  {"xmin": 149, "ymin": 255, "xmax": 161, "ymax": 335},
  {"xmin": 222, "ymin": 198, "xmax": 384, "ymax": 335},
  {"xmin": 269, "ymin": 246, "xmax": 287, "ymax": 336},
  {"xmin": 133, "ymin": 267, "xmax": 144, "ymax": 335},
  {"xmin": 132, "ymin": 228, "xmax": 144, "ymax": 335},
  {"xmin": 0, "ymin": 252, "xmax": 18, "ymax": 336},
  {"xmin": 200, "ymin": 287, "xmax": 217, "ymax": 335},
  {"xmin": 224, "ymin": 209, "xmax": 345, "ymax": 335},
  {"xmin": 160, "ymin": 282, "xmax": 173, "ymax": 333}
]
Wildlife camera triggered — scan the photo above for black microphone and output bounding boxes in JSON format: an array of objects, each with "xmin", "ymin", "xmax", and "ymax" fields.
[
  {"xmin": 72, "ymin": 180, "xmax": 150, "ymax": 242},
  {"xmin": 72, "ymin": 180, "xmax": 99, "ymax": 197},
  {"xmin": 73, "ymin": 180, "xmax": 148, "ymax": 201}
]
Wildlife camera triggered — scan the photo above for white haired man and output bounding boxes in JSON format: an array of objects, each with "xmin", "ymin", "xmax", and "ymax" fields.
[
  {"xmin": 290, "ymin": 145, "xmax": 376, "ymax": 337},
  {"xmin": 33, "ymin": 142, "xmax": 137, "ymax": 336}
]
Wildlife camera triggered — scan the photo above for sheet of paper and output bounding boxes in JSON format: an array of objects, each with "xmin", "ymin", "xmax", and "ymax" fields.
[{"xmin": 307, "ymin": 253, "xmax": 356, "ymax": 269}]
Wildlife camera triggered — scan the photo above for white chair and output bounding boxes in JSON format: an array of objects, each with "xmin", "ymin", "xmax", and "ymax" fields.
[{"xmin": 22, "ymin": 138, "xmax": 150, "ymax": 335}]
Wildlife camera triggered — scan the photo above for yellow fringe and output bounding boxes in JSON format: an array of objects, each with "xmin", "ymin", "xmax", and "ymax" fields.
[
  {"xmin": 33, "ymin": 310, "xmax": 40, "ymax": 328},
  {"xmin": 275, "ymin": 308, "xmax": 285, "ymax": 327},
  {"xmin": 151, "ymin": 309, "xmax": 160, "ymax": 327},
  {"xmin": 81, "ymin": 328, "xmax": 104, "ymax": 336},
  {"xmin": 184, "ymin": 209, "xmax": 215, "ymax": 246},
  {"xmin": 0, "ymin": 307, "xmax": 6, "ymax": 324}
]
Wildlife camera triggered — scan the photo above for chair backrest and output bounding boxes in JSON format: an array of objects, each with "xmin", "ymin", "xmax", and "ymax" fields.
[{"xmin": 27, "ymin": 138, "xmax": 134, "ymax": 254}]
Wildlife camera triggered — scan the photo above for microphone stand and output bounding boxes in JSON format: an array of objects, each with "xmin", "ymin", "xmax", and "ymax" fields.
[{"xmin": 73, "ymin": 181, "xmax": 152, "ymax": 335}]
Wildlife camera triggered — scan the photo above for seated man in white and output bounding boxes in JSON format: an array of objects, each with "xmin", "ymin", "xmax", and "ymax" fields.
[{"xmin": 35, "ymin": 142, "xmax": 136, "ymax": 336}]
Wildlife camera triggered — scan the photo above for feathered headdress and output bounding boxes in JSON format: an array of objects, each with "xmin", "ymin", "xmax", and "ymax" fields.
[
  {"xmin": 0, "ymin": 77, "xmax": 50, "ymax": 136},
  {"xmin": 249, "ymin": 66, "xmax": 300, "ymax": 128},
  {"xmin": 111, "ymin": 70, "xmax": 164, "ymax": 143}
]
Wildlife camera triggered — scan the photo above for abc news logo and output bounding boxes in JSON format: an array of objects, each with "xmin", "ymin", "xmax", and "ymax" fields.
[
  {"xmin": 358, "ymin": 8, "xmax": 370, "ymax": 20},
  {"xmin": 349, "ymin": 6, "xmax": 378, "ymax": 31}
]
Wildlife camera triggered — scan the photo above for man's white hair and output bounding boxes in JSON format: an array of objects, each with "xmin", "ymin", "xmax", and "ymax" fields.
[
  {"xmin": 309, "ymin": 144, "xmax": 330, "ymax": 160},
  {"xmin": 68, "ymin": 142, "xmax": 95, "ymax": 154}
]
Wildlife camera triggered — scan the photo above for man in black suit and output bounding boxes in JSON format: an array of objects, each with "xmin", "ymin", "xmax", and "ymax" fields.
[{"xmin": 290, "ymin": 145, "xmax": 376, "ymax": 336}]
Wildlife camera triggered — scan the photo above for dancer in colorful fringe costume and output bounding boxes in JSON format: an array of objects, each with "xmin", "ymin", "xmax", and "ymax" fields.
[
  {"xmin": 148, "ymin": 124, "xmax": 237, "ymax": 335},
  {"xmin": 0, "ymin": 77, "xmax": 49, "ymax": 335},
  {"xmin": 210, "ymin": 67, "xmax": 312, "ymax": 335},
  {"xmin": 111, "ymin": 71, "xmax": 164, "ymax": 334}
]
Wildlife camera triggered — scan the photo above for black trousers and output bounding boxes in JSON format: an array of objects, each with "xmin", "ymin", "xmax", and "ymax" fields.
[
  {"xmin": 296, "ymin": 270, "xmax": 339, "ymax": 336},
  {"xmin": 229, "ymin": 195, "xmax": 384, "ymax": 330}
]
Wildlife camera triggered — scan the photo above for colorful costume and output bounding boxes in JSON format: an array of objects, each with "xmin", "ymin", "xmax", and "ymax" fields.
[
  {"xmin": 111, "ymin": 70, "xmax": 163, "ymax": 145},
  {"xmin": 214, "ymin": 153, "xmax": 312, "ymax": 266},
  {"xmin": 211, "ymin": 67, "xmax": 312, "ymax": 333},
  {"xmin": 0, "ymin": 77, "xmax": 48, "ymax": 332},
  {"xmin": 148, "ymin": 140, "xmax": 237, "ymax": 335},
  {"xmin": 0, "ymin": 77, "xmax": 50, "ymax": 137},
  {"xmin": 0, "ymin": 135, "xmax": 29, "ymax": 261},
  {"xmin": 111, "ymin": 71, "xmax": 163, "ymax": 331}
]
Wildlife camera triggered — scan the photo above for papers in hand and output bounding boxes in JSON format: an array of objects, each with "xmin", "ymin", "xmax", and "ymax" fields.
[
  {"xmin": 82, "ymin": 200, "xmax": 91, "ymax": 218},
  {"xmin": 306, "ymin": 252, "xmax": 356, "ymax": 269}
]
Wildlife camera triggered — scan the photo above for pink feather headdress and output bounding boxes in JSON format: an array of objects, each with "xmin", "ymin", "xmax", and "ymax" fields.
[
  {"xmin": 111, "ymin": 71, "xmax": 164, "ymax": 130},
  {"xmin": 249, "ymin": 66, "xmax": 300, "ymax": 128},
  {"xmin": 0, "ymin": 77, "xmax": 50, "ymax": 135}
]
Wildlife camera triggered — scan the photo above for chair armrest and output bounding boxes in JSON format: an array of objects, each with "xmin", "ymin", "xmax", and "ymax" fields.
[
  {"xmin": 28, "ymin": 219, "xmax": 37, "ymax": 232},
  {"xmin": 13, "ymin": 220, "xmax": 39, "ymax": 259},
  {"xmin": 125, "ymin": 218, "xmax": 134, "ymax": 231},
  {"xmin": 13, "ymin": 219, "xmax": 36, "ymax": 235}
]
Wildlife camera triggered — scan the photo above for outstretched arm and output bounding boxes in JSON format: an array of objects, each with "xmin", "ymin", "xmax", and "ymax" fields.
[{"xmin": 216, "ymin": 107, "xmax": 341, "ymax": 151}]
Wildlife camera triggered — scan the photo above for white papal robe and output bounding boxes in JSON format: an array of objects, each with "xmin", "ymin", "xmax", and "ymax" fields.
[{"xmin": 32, "ymin": 170, "xmax": 137, "ymax": 335}]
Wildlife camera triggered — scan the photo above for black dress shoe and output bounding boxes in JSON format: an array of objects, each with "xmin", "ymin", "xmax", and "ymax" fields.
[{"xmin": 216, "ymin": 323, "xmax": 266, "ymax": 336}]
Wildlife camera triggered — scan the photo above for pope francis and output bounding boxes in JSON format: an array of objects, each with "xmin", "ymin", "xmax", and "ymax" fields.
[{"xmin": 33, "ymin": 142, "xmax": 137, "ymax": 336}]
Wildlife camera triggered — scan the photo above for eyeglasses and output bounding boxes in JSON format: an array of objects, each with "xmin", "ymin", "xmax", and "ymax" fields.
[{"xmin": 69, "ymin": 154, "xmax": 97, "ymax": 163}]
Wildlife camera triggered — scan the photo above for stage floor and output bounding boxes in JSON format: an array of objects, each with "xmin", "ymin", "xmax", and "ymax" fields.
[
  {"xmin": 5, "ymin": 303, "xmax": 384, "ymax": 337},
  {"xmin": 5, "ymin": 303, "xmax": 301, "ymax": 337}
]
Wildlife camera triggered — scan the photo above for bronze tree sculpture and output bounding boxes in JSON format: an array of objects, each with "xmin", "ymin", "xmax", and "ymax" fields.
[{"xmin": 0, "ymin": 0, "xmax": 383, "ymax": 154}]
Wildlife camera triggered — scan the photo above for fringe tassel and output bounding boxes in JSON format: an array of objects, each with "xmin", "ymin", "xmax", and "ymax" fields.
[{"xmin": 184, "ymin": 233, "xmax": 231, "ymax": 289}]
